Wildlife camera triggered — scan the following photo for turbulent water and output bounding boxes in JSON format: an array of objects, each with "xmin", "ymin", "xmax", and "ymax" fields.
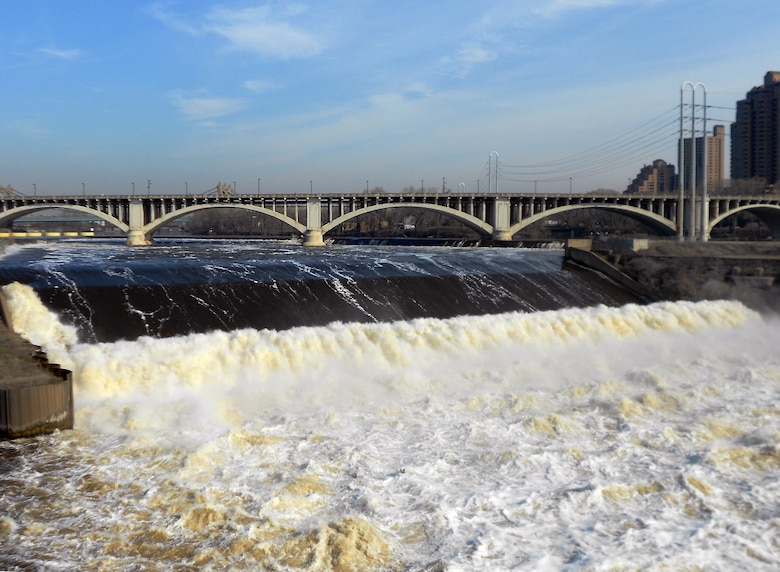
[{"xmin": 1, "ymin": 240, "xmax": 779, "ymax": 570}]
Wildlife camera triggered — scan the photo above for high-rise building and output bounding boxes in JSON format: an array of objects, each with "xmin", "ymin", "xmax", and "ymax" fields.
[
  {"xmin": 731, "ymin": 71, "xmax": 780, "ymax": 187},
  {"xmin": 625, "ymin": 159, "xmax": 676, "ymax": 194},
  {"xmin": 679, "ymin": 125, "xmax": 726, "ymax": 192}
]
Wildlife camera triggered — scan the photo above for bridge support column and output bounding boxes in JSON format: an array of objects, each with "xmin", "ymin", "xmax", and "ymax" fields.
[
  {"xmin": 492, "ymin": 228, "xmax": 514, "ymax": 241},
  {"xmin": 491, "ymin": 196, "xmax": 513, "ymax": 242},
  {"xmin": 125, "ymin": 199, "xmax": 151, "ymax": 246},
  {"xmin": 303, "ymin": 228, "xmax": 325, "ymax": 247},
  {"xmin": 303, "ymin": 196, "xmax": 325, "ymax": 246},
  {"xmin": 126, "ymin": 229, "xmax": 152, "ymax": 246}
]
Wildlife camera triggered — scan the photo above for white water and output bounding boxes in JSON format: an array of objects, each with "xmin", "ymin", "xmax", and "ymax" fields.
[{"xmin": 2, "ymin": 282, "xmax": 779, "ymax": 570}]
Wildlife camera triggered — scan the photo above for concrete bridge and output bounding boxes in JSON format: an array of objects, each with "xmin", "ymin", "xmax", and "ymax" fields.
[{"xmin": 1, "ymin": 191, "xmax": 780, "ymax": 246}]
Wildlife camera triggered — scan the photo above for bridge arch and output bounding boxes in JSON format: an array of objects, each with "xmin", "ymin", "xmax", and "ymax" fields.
[
  {"xmin": 509, "ymin": 203, "xmax": 678, "ymax": 237},
  {"xmin": 321, "ymin": 202, "xmax": 494, "ymax": 237},
  {"xmin": 708, "ymin": 204, "xmax": 780, "ymax": 238},
  {"xmin": 0, "ymin": 204, "xmax": 128, "ymax": 233},
  {"xmin": 144, "ymin": 203, "xmax": 307, "ymax": 238}
]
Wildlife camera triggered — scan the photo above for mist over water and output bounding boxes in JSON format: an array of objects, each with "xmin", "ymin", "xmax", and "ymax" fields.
[{"xmin": 1, "ymin": 241, "xmax": 779, "ymax": 570}]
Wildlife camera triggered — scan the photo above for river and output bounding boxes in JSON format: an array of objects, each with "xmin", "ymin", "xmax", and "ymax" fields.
[{"xmin": 1, "ymin": 240, "xmax": 778, "ymax": 570}]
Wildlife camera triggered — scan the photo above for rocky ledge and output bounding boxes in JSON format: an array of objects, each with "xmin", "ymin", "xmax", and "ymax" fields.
[{"xmin": 567, "ymin": 239, "xmax": 780, "ymax": 313}]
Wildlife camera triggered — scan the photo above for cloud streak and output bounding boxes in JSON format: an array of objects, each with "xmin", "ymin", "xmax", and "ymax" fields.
[
  {"xmin": 440, "ymin": 43, "xmax": 497, "ymax": 79},
  {"xmin": 38, "ymin": 48, "xmax": 83, "ymax": 60},
  {"xmin": 150, "ymin": 3, "xmax": 323, "ymax": 59},
  {"xmin": 532, "ymin": 0, "xmax": 645, "ymax": 19},
  {"xmin": 204, "ymin": 6, "xmax": 323, "ymax": 59},
  {"xmin": 169, "ymin": 92, "xmax": 246, "ymax": 121}
]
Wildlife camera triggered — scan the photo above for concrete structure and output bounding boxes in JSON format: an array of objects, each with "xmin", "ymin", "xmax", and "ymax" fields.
[
  {"xmin": 679, "ymin": 124, "xmax": 726, "ymax": 192},
  {"xmin": 626, "ymin": 159, "xmax": 676, "ymax": 194},
  {"xmin": 732, "ymin": 72, "xmax": 780, "ymax": 187},
  {"xmin": 0, "ymin": 292, "xmax": 73, "ymax": 439},
  {"xmin": 0, "ymin": 358, "xmax": 74, "ymax": 439},
  {"xmin": 2, "ymin": 191, "xmax": 780, "ymax": 244}
]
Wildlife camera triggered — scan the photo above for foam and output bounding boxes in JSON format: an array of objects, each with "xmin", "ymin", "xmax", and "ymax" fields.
[{"xmin": 3, "ymin": 283, "xmax": 780, "ymax": 570}]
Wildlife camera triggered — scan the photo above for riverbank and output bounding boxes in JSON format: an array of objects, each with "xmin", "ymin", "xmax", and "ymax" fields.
[{"xmin": 567, "ymin": 239, "xmax": 780, "ymax": 313}]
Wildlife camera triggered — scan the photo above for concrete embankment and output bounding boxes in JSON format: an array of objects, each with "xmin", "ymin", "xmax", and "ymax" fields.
[
  {"xmin": 566, "ymin": 238, "xmax": 780, "ymax": 313},
  {"xmin": 0, "ymin": 288, "xmax": 74, "ymax": 439}
]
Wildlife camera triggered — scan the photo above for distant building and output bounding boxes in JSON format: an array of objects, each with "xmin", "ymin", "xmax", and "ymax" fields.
[
  {"xmin": 731, "ymin": 71, "xmax": 780, "ymax": 187},
  {"xmin": 625, "ymin": 159, "xmax": 676, "ymax": 194},
  {"xmin": 679, "ymin": 124, "xmax": 726, "ymax": 192}
]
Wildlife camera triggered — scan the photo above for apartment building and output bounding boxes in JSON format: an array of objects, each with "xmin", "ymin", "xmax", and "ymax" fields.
[
  {"xmin": 626, "ymin": 159, "xmax": 676, "ymax": 194},
  {"xmin": 679, "ymin": 124, "xmax": 726, "ymax": 192},
  {"xmin": 731, "ymin": 71, "xmax": 780, "ymax": 186}
]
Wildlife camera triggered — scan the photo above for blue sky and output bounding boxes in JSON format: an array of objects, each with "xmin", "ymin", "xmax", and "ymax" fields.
[{"xmin": 2, "ymin": 0, "xmax": 779, "ymax": 196}]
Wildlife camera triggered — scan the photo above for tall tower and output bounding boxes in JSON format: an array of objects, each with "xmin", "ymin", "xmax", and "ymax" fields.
[
  {"xmin": 731, "ymin": 71, "xmax": 780, "ymax": 187},
  {"xmin": 679, "ymin": 125, "xmax": 725, "ymax": 192}
]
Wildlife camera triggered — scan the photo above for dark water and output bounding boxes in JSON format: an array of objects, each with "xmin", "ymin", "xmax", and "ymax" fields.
[{"xmin": 0, "ymin": 239, "xmax": 641, "ymax": 342}]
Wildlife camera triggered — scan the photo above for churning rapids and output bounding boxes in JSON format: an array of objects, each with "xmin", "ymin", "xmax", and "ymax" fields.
[{"xmin": 1, "ymin": 240, "xmax": 779, "ymax": 571}]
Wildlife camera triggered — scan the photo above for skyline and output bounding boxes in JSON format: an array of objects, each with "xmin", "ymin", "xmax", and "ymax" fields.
[{"xmin": 2, "ymin": 1, "xmax": 779, "ymax": 196}]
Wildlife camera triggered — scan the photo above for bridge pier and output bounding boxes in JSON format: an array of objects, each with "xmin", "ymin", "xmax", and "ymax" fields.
[
  {"xmin": 302, "ymin": 228, "xmax": 326, "ymax": 247},
  {"xmin": 126, "ymin": 229, "xmax": 152, "ymax": 246},
  {"xmin": 492, "ymin": 229, "xmax": 514, "ymax": 241}
]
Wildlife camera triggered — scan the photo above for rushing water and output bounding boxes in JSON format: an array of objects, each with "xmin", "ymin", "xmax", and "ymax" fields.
[{"xmin": 1, "ymin": 240, "xmax": 779, "ymax": 571}]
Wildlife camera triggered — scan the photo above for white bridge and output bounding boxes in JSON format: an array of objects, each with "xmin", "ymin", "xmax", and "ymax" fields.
[{"xmin": 1, "ymin": 191, "xmax": 780, "ymax": 246}]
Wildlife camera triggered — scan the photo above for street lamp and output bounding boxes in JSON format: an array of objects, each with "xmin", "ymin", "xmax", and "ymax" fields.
[
  {"xmin": 569, "ymin": 177, "xmax": 572, "ymax": 193},
  {"xmin": 257, "ymin": 178, "xmax": 261, "ymax": 196},
  {"xmin": 310, "ymin": 180, "xmax": 313, "ymax": 194},
  {"xmin": 185, "ymin": 181, "xmax": 188, "ymax": 195},
  {"xmin": 147, "ymin": 179, "xmax": 151, "ymax": 196},
  {"xmin": 81, "ymin": 182, "xmax": 85, "ymax": 195},
  {"xmin": 132, "ymin": 182, "xmax": 135, "ymax": 195},
  {"xmin": 32, "ymin": 184, "xmax": 36, "ymax": 196}
]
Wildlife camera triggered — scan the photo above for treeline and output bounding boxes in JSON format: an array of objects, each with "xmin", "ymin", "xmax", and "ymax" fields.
[{"xmin": 185, "ymin": 206, "xmax": 481, "ymax": 238}]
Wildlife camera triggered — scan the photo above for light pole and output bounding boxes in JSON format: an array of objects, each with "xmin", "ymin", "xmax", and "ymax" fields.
[
  {"xmin": 489, "ymin": 151, "xmax": 499, "ymax": 193},
  {"xmin": 185, "ymin": 181, "xmax": 188, "ymax": 195},
  {"xmin": 81, "ymin": 183, "xmax": 85, "ymax": 195},
  {"xmin": 310, "ymin": 180, "xmax": 313, "ymax": 194},
  {"xmin": 32, "ymin": 184, "xmax": 36, "ymax": 196},
  {"xmin": 132, "ymin": 182, "xmax": 135, "ymax": 196},
  {"xmin": 147, "ymin": 179, "xmax": 151, "ymax": 196},
  {"xmin": 569, "ymin": 177, "xmax": 572, "ymax": 193},
  {"xmin": 257, "ymin": 178, "xmax": 260, "ymax": 196}
]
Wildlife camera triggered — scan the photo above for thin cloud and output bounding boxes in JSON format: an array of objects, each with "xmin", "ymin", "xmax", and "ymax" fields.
[
  {"xmin": 169, "ymin": 92, "xmax": 246, "ymax": 121},
  {"xmin": 146, "ymin": 3, "xmax": 201, "ymax": 35},
  {"xmin": 150, "ymin": 3, "xmax": 323, "ymax": 59},
  {"xmin": 533, "ymin": 0, "xmax": 636, "ymax": 19},
  {"xmin": 38, "ymin": 48, "xmax": 83, "ymax": 60},
  {"xmin": 5, "ymin": 119, "xmax": 51, "ymax": 139},
  {"xmin": 244, "ymin": 79, "xmax": 281, "ymax": 94},
  {"xmin": 440, "ymin": 43, "xmax": 497, "ymax": 79},
  {"xmin": 204, "ymin": 6, "xmax": 323, "ymax": 59}
]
